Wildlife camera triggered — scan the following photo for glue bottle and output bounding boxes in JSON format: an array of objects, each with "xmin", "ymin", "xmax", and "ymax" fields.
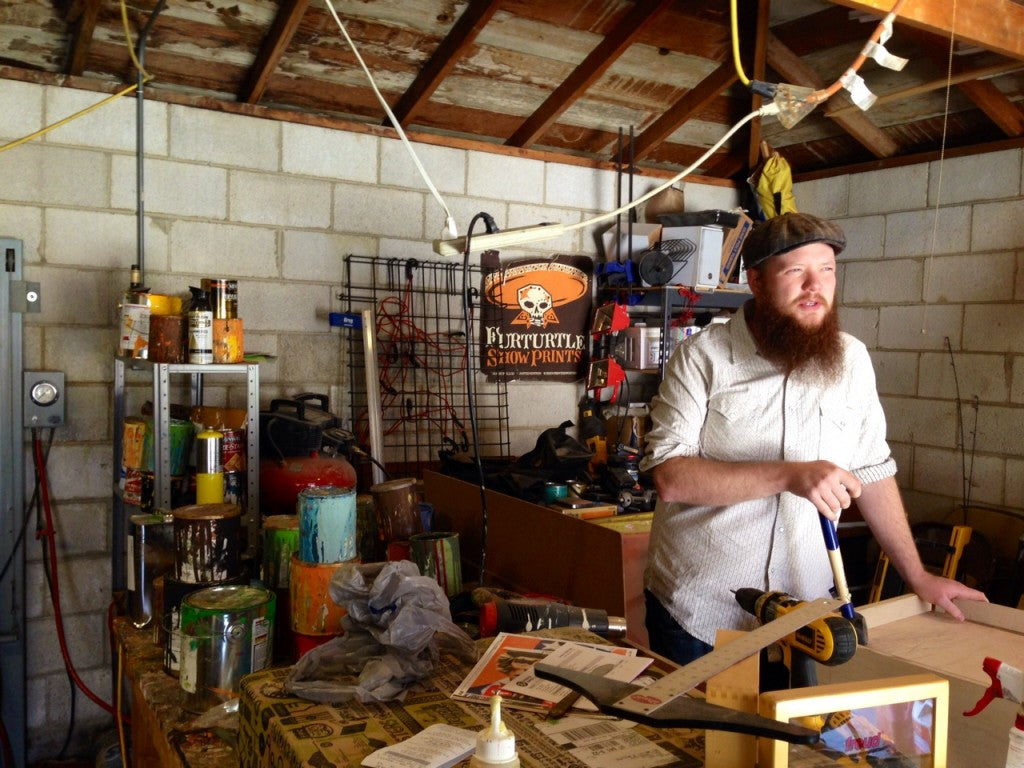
[
  {"xmin": 187, "ymin": 286, "xmax": 213, "ymax": 364},
  {"xmin": 964, "ymin": 657, "xmax": 1024, "ymax": 768},
  {"xmin": 470, "ymin": 695, "xmax": 520, "ymax": 768}
]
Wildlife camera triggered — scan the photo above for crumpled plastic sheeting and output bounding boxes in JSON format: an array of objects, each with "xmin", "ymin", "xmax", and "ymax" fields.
[{"xmin": 284, "ymin": 560, "xmax": 478, "ymax": 703}]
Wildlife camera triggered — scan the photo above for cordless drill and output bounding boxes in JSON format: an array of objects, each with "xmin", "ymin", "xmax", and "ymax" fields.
[{"xmin": 735, "ymin": 588, "xmax": 859, "ymax": 689}]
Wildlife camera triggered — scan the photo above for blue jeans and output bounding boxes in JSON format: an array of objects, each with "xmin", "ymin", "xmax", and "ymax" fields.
[{"xmin": 644, "ymin": 590, "xmax": 713, "ymax": 666}]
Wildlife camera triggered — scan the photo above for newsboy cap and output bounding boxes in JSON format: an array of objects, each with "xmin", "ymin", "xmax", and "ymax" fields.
[{"xmin": 741, "ymin": 212, "xmax": 846, "ymax": 271}]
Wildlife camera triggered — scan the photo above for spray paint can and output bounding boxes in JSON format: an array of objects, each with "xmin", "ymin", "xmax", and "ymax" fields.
[
  {"xmin": 187, "ymin": 286, "xmax": 213, "ymax": 364},
  {"xmin": 195, "ymin": 429, "xmax": 225, "ymax": 505}
]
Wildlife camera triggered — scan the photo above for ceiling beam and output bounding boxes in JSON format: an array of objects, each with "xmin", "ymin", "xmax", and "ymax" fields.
[
  {"xmin": 765, "ymin": 33, "xmax": 900, "ymax": 158},
  {"xmin": 64, "ymin": 0, "xmax": 101, "ymax": 76},
  {"xmin": 827, "ymin": 0, "xmax": 1024, "ymax": 61},
  {"xmin": 506, "ymin": 0, "xmax": 671, "ymax": 149},
  {"xmin": 903, "ymin": 29, "xmax": 1024, "ymax": 137},
  {"xmin": 386, "ymin": 0, "xmax": 501, "ymax": 128},
  {"xmin": 239, "ymin": 0, "xmax": 309, "ymax": 104},
  {"xmin": 628, "ymin": 62, "xmax": 738, "ymax": 162},
  {"xmin": 745, "ymin": 0, "xmax": 771, "ymax": 171}
]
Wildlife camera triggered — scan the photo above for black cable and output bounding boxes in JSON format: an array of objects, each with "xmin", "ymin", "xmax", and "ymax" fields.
[{"xmin": 461, "ymin": 212, "xmax": 498, "ymax": 584}]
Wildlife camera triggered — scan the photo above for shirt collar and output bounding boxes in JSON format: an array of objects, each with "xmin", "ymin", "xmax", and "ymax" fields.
[{"xmin": 729, "ymin": 299, "xmax": 761, "ymax": 365}]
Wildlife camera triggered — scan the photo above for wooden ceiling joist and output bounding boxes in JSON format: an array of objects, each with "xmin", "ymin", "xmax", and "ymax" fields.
[
  {"xmin": 64, "ymin": 0, "xmax": 101, "ymax": 77},
  {"xmin": 239, "ymin": 0, "xmax": 310, "ymax": 104},
  {"xmin": 386, "ymin": 0, "xmax": 501, "ymax": 128},
  {"xmin": 505, "ymin": 0, "xmax": 672, "ymax": 149}
]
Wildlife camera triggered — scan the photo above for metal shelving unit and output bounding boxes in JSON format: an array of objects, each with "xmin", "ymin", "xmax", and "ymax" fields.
[{"xmin": 111, "ymin": 359, "xmax": 260, "ymax": 591}]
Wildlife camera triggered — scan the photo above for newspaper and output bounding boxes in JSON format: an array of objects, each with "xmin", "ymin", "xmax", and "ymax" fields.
[{"xmin": 451, "ymin": 633, "xmax": 651, "ymax": 714}]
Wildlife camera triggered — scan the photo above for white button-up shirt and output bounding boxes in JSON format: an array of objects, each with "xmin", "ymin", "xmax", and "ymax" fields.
[{"xmin": 640, "ymin": 307, "xmax": 896, "ymax": 644}]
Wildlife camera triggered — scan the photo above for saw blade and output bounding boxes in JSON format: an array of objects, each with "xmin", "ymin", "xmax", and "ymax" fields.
[{"xmin": 615, "ymin": 596, "xmax": 845, "ymax": 717}]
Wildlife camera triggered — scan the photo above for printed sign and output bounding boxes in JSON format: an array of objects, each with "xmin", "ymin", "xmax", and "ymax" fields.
[{"xmin": 480, "ymin": 253, "xmax": 593, "ymax": 381}]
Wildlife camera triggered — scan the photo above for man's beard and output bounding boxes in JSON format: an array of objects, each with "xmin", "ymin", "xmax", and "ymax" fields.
[{"xmin": 749, "ymin": 297, "xmax": 844, "ymax": 382}]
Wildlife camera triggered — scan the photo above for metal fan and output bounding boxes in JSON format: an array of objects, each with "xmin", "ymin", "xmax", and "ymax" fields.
[{"xmin": 637, "ymin": 239, "xmax": 697, "ymax": 286}]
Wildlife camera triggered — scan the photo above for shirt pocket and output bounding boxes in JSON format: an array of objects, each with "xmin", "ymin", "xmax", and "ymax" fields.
[
  {"xmin": 818, "ymin": 402, "xmax": 856, "ymax": 467},
  {"xmin": 702, "ymin": 389, "xmax": 765, "ymax": 460}
]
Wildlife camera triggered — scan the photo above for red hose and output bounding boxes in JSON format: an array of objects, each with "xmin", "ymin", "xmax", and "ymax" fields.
[{"xmin": 33, "ymin": 431, "xmax": 117, "ymax": 717}]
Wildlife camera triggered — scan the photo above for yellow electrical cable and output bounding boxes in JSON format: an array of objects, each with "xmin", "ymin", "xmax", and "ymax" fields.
[
  {"xmin": 116, "ymin": 641, "xmax": 128, "ymax": 767},
  {"xmin": 120, "ymin": 0, "xmax": 149, "ymax": 79},
  {"xmin": 0, "ymin": 82, "xmax": 142, "ymax": 154},
  {"xmin": 729, "ymin": 0, "xmax": 751, "ymax": 87}
]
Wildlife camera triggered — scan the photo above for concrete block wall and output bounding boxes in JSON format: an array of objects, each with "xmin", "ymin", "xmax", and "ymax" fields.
[
  {"xmin": 0, "ymin": 76, "xmax": 739, "ymax": 760},
  {"xmin": 796, "ymin": 150, "xmax": 1024, "ymax": 539}
]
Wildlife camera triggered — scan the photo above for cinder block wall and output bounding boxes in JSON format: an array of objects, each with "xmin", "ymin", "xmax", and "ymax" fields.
[
  {"xmin": 796, "ymin": 153, "xmax": 1024, "ymax": 551},
  {"xmin": 0, "ymin": 76, "xmax": 743, "ymax": 759}
]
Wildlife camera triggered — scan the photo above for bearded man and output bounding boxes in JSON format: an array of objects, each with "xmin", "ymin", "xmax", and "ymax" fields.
[{"xmin": 640, "ymin": 212, "xmax": 986, "ymax": 665}]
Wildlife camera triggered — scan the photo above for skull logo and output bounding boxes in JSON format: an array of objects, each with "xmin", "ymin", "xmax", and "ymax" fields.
[{"xmin": 517, "ymin": 284, "xmax": 552, "ymax": 327}]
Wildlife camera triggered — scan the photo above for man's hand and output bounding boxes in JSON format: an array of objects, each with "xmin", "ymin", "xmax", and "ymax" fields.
[
  {"xmin": 787, "ymin": 460, "xmax": 862, "ymax": 520},
  {"xmin": 906, "ymin": 571, "xmax": 989, "ymax": 621}
]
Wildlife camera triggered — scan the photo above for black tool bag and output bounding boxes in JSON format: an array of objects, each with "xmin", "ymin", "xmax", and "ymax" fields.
[{"xmin": 259, "ymin": 394, "xmax": 340, "ymax": 459}]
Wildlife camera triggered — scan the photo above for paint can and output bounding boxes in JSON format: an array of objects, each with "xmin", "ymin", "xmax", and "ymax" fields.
[
  {"xmin": 179, "ymin": 584, "xmax": 275, "ymax": 712},
  {"xmin": 386, "ymin": 540, "xmax": 411, "ymax": 562},
  {"xmin": 292, "ymin": 631, "xmax": 333, "ymax": 662},
  {"xmin": 355, "ymin": 494, "xmax": 380, "ymax": 563},
  {"xmin": 173, "ymin": 503, "xmax": 242, "ymax": 583},
  {"xmin": 223, "ymin": 471, "xmax": 246, "ymax": 507},
  {"xmin": 212, "ymin": 318, "xmax": 244, "ymax": 363},
  {"xmin": 370, "ymin": 478, "xmax": 421, "ymax": 542},
  {"xmin": 409, "ymin": 531, "xmax": 463, "ymax": 597},
  {"xmin": 161, "ymin": 573, "xmax": 247, "ymax": 676},
  {"xmin": 128, "ymin": 512, "xmax": 176, "ymax": 628},
  {"xmin": 202, "ymin": 278, "xmax": 238, "ymax": 320},
  {"xmin": 148, "ymin": 314, "xmax": 187, "ymax": 363},
  {"xmin": 288, "ymin": 555, "xmax": 349, "ymax": 635},
  {"xmin": 142, "ymin": 418, "xmax": 194, "ymax": 476},
  {"xmin": 262, "ymin": 515, "xmax": 300, "ymax": 590},
  {"xmin": 298, "ymin": 486, "xmax": 357, "ymax": 564}
]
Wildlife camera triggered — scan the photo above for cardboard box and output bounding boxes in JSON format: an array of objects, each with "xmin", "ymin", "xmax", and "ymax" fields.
[
  {"xmin": 600, "ymin": 222, "xmax": 661, "ymax": 263},
  {"xmin": 719, "ymin": 210, "xmax": 753, "ymax": 286}
]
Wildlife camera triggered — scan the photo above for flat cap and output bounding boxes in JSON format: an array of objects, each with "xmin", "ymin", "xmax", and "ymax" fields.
[{"xmin": 741, "ymin": 212, "xmax": 846, "ymax": 271}]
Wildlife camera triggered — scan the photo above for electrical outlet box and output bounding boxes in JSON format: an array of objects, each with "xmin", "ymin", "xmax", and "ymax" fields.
[{"xmin": 24, "ymin": 371, "xmax": 65, "ymax": 427}]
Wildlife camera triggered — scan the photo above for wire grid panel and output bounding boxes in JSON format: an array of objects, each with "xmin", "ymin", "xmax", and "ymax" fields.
[{"xmin": 341, "ymin": 255, "xmax": 511, "ymax": 476}]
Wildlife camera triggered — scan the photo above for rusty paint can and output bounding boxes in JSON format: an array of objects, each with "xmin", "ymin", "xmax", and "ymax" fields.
[
  {"xmin": 262, "ymin": 515, "xmax": 299, "ymax": 590},
  {"xmin": 370, "ymin": 477, "xmax": 421, "ymax": 542},
  {"xmin": 173, "ymin": 503, "xmax": 242, "ymax": 583},
  {"xmin": 298, "ymin": 486, "xmax": 357, "ymax": 564},
  {"xmin": 179, "ymin": 584, "xmax": 275, "ymax": 713},
  {"xmin": 288, "ymin": 554, "xmax": 350, "ymax": 635},
  {"xmin": 355, "ymin": 494, "xmax": 379, "ymax": 563},
  {"xmin": 148, "ymin": 314, "xmax": 187, "ymax": 363}
]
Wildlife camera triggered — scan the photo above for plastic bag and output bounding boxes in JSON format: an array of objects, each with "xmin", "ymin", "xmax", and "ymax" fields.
[{"xmin": 284, "ymin": 560, "xmax": 477, "ymax": 703}]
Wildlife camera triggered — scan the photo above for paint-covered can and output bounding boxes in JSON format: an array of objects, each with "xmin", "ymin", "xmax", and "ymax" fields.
[
  {"xmin": 161, "ymin": 573, "xmax": 246, "ymax": 676},
  {"xmin": 173, "ymin": 503, "xmax": 242, "ymax": 583},
  {"xmin": 121, "ymin": 418, "xmax": 147, "ymax": 470},
  {"xmin": 288, "ymin": 555, "xmax": 349, "ymax": 635},
  {"xmin": 262, "ymin": 515, "xmax": 300, "ymax": 590},
  {"xmin": 298, "ymin": 486, "xmax": 357, "ymax": 564},
  {"xmin": 179, "ymin": 584, "xmax": 275, "ymax": 712},
  {"xmin": 355, "ymin": 494, "xmax": 379, "ymax": 563},
  {"xmin": 223, "ymin": 471, "xmax": 246, "ymax": 507},
  {"xmin": 128, "ymin": 512, "xmax": 176, "ymax": 628},
  {"xmin": 142, "ymin": 418, "xmax": 194, "ymax": 475},
  {"xmin": 370, "ymin": 477, "xmax": 421, "ymax": 542},
  {"xmin": 409, "ymin": 531, "xmax": 463, "ymax": 597}
]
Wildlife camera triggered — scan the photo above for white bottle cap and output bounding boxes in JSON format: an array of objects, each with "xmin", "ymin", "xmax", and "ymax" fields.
[{"xmin": 472, "ymin": 695, "xmax": 518, "ymax": 766}]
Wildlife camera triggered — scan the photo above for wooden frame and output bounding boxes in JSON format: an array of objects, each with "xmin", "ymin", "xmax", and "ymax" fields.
[{"xmin": 758, "ymin": 674, "xmax": 949, "ymax": 768}]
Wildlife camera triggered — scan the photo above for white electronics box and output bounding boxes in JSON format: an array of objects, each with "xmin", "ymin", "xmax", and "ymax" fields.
[{"xmin": 639, "ymin": 224, "xmax": 723, "ymax": 289}]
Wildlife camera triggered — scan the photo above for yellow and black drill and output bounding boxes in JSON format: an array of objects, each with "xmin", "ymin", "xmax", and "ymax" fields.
[{"xmin": 735, "ymin": 588, "xmax": 859, "ymax": 690}]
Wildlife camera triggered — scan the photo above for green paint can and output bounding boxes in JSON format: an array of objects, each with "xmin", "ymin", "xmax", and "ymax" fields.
[{"xmin": 179, "ymin": 584, "xmax": 275, "ymax": 712}]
